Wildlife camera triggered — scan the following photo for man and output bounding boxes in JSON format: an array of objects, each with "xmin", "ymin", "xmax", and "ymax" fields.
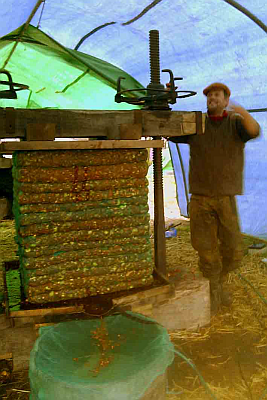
[{"xmin": 169, "ymin": 82, "xmax": 260, "ymax": 314}]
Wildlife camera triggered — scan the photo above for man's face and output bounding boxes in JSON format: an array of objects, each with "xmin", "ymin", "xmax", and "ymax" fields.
[{"xmin": 207, "ymin": 89, "xmax": 229, "ymax": 115}]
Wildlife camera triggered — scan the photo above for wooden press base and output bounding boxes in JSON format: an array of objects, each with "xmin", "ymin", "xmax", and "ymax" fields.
[{"xmin": 0, "ymin": 273, "xmax": 210, "ymax": 371}]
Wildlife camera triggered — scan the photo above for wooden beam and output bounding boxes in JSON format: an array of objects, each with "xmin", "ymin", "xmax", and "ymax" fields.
[
  {"xmin": 35, "ymin": 323, "xmax": 56, "ymax": 331},
  {"xmin": 26, "ymin": 123, "xmax": 56, "ymax": 141},
  {"xmin": 0, "ymin": 353, "xmax": 13, "ymax": 360},
  {"xmin": 0, "ymin": 108, "xmax": 202, "ymax": 139},
  {"xmin": 0, "ymin": 157, "xmax": 12, "ymax": 168},
  {"xmin": 10, "ymin": 305, "xmax": 84, "ymax": 318},
  {"xmin": 0, "ymin": 139, "xmax": 164, "ymax": 152}
]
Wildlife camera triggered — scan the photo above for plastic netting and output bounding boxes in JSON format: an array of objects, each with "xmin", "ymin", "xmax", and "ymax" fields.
[
  {"xmin": 12, "ymin": 163, "xmax": 148, "ymax": 184},
  {"xmin": 21, "ymin": 233, "xmax": 149, "ymax": 258},
  {"xmin": 15, "ymin": 201, "xmax": 148, "ymax": 226},
  {"xmin": 18, "ymin": 223, "xmax": 150, "ymax": 249},
  {"xmin": 12, "ymin": 149, "xmax": 148, "ymax": 168},
  {"xmin": 12, "ymin": 149, "xmax": 154, "ymax": 303},
  {"xmin": 29, "ymin": 313, "xmax": 174, "ymax": 400}
]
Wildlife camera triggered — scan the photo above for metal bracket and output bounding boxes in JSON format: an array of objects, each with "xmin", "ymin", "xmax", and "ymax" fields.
[{"xmin": 0, "ymin": 70, "xmax": 29, "ymax": 99}]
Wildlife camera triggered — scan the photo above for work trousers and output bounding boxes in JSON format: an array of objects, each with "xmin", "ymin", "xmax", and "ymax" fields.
[{"xmin": 189, "ymin": 194, "xmax": 244, "ymax": 286}]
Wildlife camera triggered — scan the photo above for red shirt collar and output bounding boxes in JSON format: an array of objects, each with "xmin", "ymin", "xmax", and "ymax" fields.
[{"xmin": 208, "ymin": 110, "xmax": 228, "ymax": 121}]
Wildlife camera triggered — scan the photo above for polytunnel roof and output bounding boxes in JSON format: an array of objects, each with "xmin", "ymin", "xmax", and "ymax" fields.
[
  {"xmin": 0, "ymin": 0, "xmax": 266, "ymax": 111},
  {"xmin": 0, "ymin": 0, "xmax": 267, "ymax": 239}
]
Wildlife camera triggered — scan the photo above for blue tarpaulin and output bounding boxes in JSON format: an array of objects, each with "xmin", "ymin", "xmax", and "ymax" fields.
[{"xmin": 0, "ymin": 0, "xmax": 266, "ymax": 237}]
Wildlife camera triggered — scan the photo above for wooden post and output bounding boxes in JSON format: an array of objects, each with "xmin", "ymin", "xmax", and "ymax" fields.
[{"xmin": 153, "ymin": 140, "xmax": 167, "ymax": 276}]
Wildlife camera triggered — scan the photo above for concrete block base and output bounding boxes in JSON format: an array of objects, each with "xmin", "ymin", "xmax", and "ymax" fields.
[
  {"xmin": 152, "ymin": 277, "xmax": 210, "ymax": 331},
  {"xmin": 113, "ymin": 275, "xmax": 210, "ymax": 331}
]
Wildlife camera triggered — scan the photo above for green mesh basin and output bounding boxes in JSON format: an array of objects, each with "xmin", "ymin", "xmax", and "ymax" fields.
[{"xmin": 29, "ymin": 313, "xmax": 174, "ymax": 400}]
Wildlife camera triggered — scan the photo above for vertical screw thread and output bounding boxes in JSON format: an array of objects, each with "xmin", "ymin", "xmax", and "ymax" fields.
[
  {"xmin": 153, "ymin": 147, "xmax": 164, "ymax": 219},
  {"xmin": 149, "ymin": 30, "xmax": 160, "ymax": 85},
  {"xmin": 153, "ymin": 147, "xmax": 163, "ymax": 183}
]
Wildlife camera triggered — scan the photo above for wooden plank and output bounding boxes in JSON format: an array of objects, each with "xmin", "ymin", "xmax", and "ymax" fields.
[
  {"xmin": 35, "ymin": 323, "xmax": 56, "ymax": 331},
  {"xmin": 119, "ymin": 123, "xmax": 142, "ymax": 140},
  {"xmin": 196, "ymin": 111, "xmax": 204, "ymax": 135},
  {"xmin": 0, "ymin": 109, "xmax": 201, "ymax": 139},
  {"xmin": 182, "ymin": 112, "xmax": 199, "ymax": 123},
  {"xmin": 10, "ymin": 305, "xmax": 84, "ymax": 318},
  {"xmin": 35, "ymin": 324, "xmax": 56, "ymax": 337},
  {"xmin": 0, "ymin": 157, "xmax": 12, "ymax": 168},
  {"xmin": 0, "ymin": 139, "xmax": 164, "ymax": 152},
  {"xmin": 112, "ymin": 284, "xmax": 172, "ymax": 306},
  {"xmin": 0, "ymin": 353, "xmax": 13, "ymax": 360},
  {"xmin": 0, "ymin": 198, "xmax": 10, "ymax": 220},
  {"xmin": 143, "ymin": 111, "xmax": 187, "ymax": 137},
  {"xmin": 26, "ymin": 123, "xmax": 56, "ymax": 141},
  {"xmin": 5, "ymin": 108, "xmax": 16, "ymax": 134},
  {"xmin": 202, "ymin": 113, "xmax": 206, "ymax": 132},
  {"xmin": 182, "ymin": 122, "xmax": 196, "ymax": 135}
]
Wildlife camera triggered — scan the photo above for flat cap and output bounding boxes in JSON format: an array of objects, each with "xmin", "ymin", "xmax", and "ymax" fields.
[{"xmin": 203, "ymin": 82, "xmax": 231, "ymax": 97}]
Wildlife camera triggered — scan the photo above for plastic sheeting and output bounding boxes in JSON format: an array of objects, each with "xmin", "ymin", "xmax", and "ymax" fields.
[
  {"xmin": 0, "ymin": 0, "xmax": 266, "ymax": 237},
  {"xmin": 0, "ymin": 24, "xmax": 144, "ymax": 110},
  {"xmin": 1, "ymin": 1, "xmax": 266, "ymax": 110}
]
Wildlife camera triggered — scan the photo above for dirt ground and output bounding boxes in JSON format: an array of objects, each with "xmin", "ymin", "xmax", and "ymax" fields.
[
  {"xmin": 2, "ymin": 173, "xmax": 267, "ymax": 399},
  {"xmin": 168, "ymin": 320, "xmax": 267, "ymax": 400}
]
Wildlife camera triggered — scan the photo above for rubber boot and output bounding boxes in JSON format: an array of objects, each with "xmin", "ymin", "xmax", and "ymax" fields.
[
  {"xmin": 210, "ymin": 280, "xmax": 222, "ymax": 316},
  {"xmin": 220, "ymin": 274, "xmax": 233, "ymax": 307}
]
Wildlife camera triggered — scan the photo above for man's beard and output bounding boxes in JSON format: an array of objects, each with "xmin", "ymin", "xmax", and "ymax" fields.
[{"xmin": 207, "ymin": 103, "xmax": 222, "ymax": 115}]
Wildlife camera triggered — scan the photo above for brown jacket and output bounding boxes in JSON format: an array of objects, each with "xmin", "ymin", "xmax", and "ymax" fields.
[{"xmin": 170, "ymin": 113, "xmax": 259, "ymax": 196}]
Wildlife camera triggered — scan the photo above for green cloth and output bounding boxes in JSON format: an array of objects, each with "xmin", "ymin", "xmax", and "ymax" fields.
[
  {"xmin": 0, "ymin": 24, "xmax": 145, "ymax": 110},
  {"xmin": 29, "ymin": 316, "xmax": 174, "ymax": 399}
]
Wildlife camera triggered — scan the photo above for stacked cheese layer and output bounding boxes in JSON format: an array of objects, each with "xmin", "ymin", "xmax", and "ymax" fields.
[{"xmin": 13, "ymin": 149, "xmax": 153, "ymax": 304}]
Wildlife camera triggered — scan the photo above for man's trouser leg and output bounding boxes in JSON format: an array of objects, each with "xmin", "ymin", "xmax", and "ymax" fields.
[
  {"xmin": 217, "ymin": 196, "xmax": 244, "ymax": 277},
  {"xmin": 190, "ymin": 195, "xmax": 244, "ymax": 310},
  {"xmin": 189, "ymin": 195, "xmax": 223, "ymax": 314},
  {"xmin": 217, "ymin": 196, "xmax": 244, "ymax": 305}
]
